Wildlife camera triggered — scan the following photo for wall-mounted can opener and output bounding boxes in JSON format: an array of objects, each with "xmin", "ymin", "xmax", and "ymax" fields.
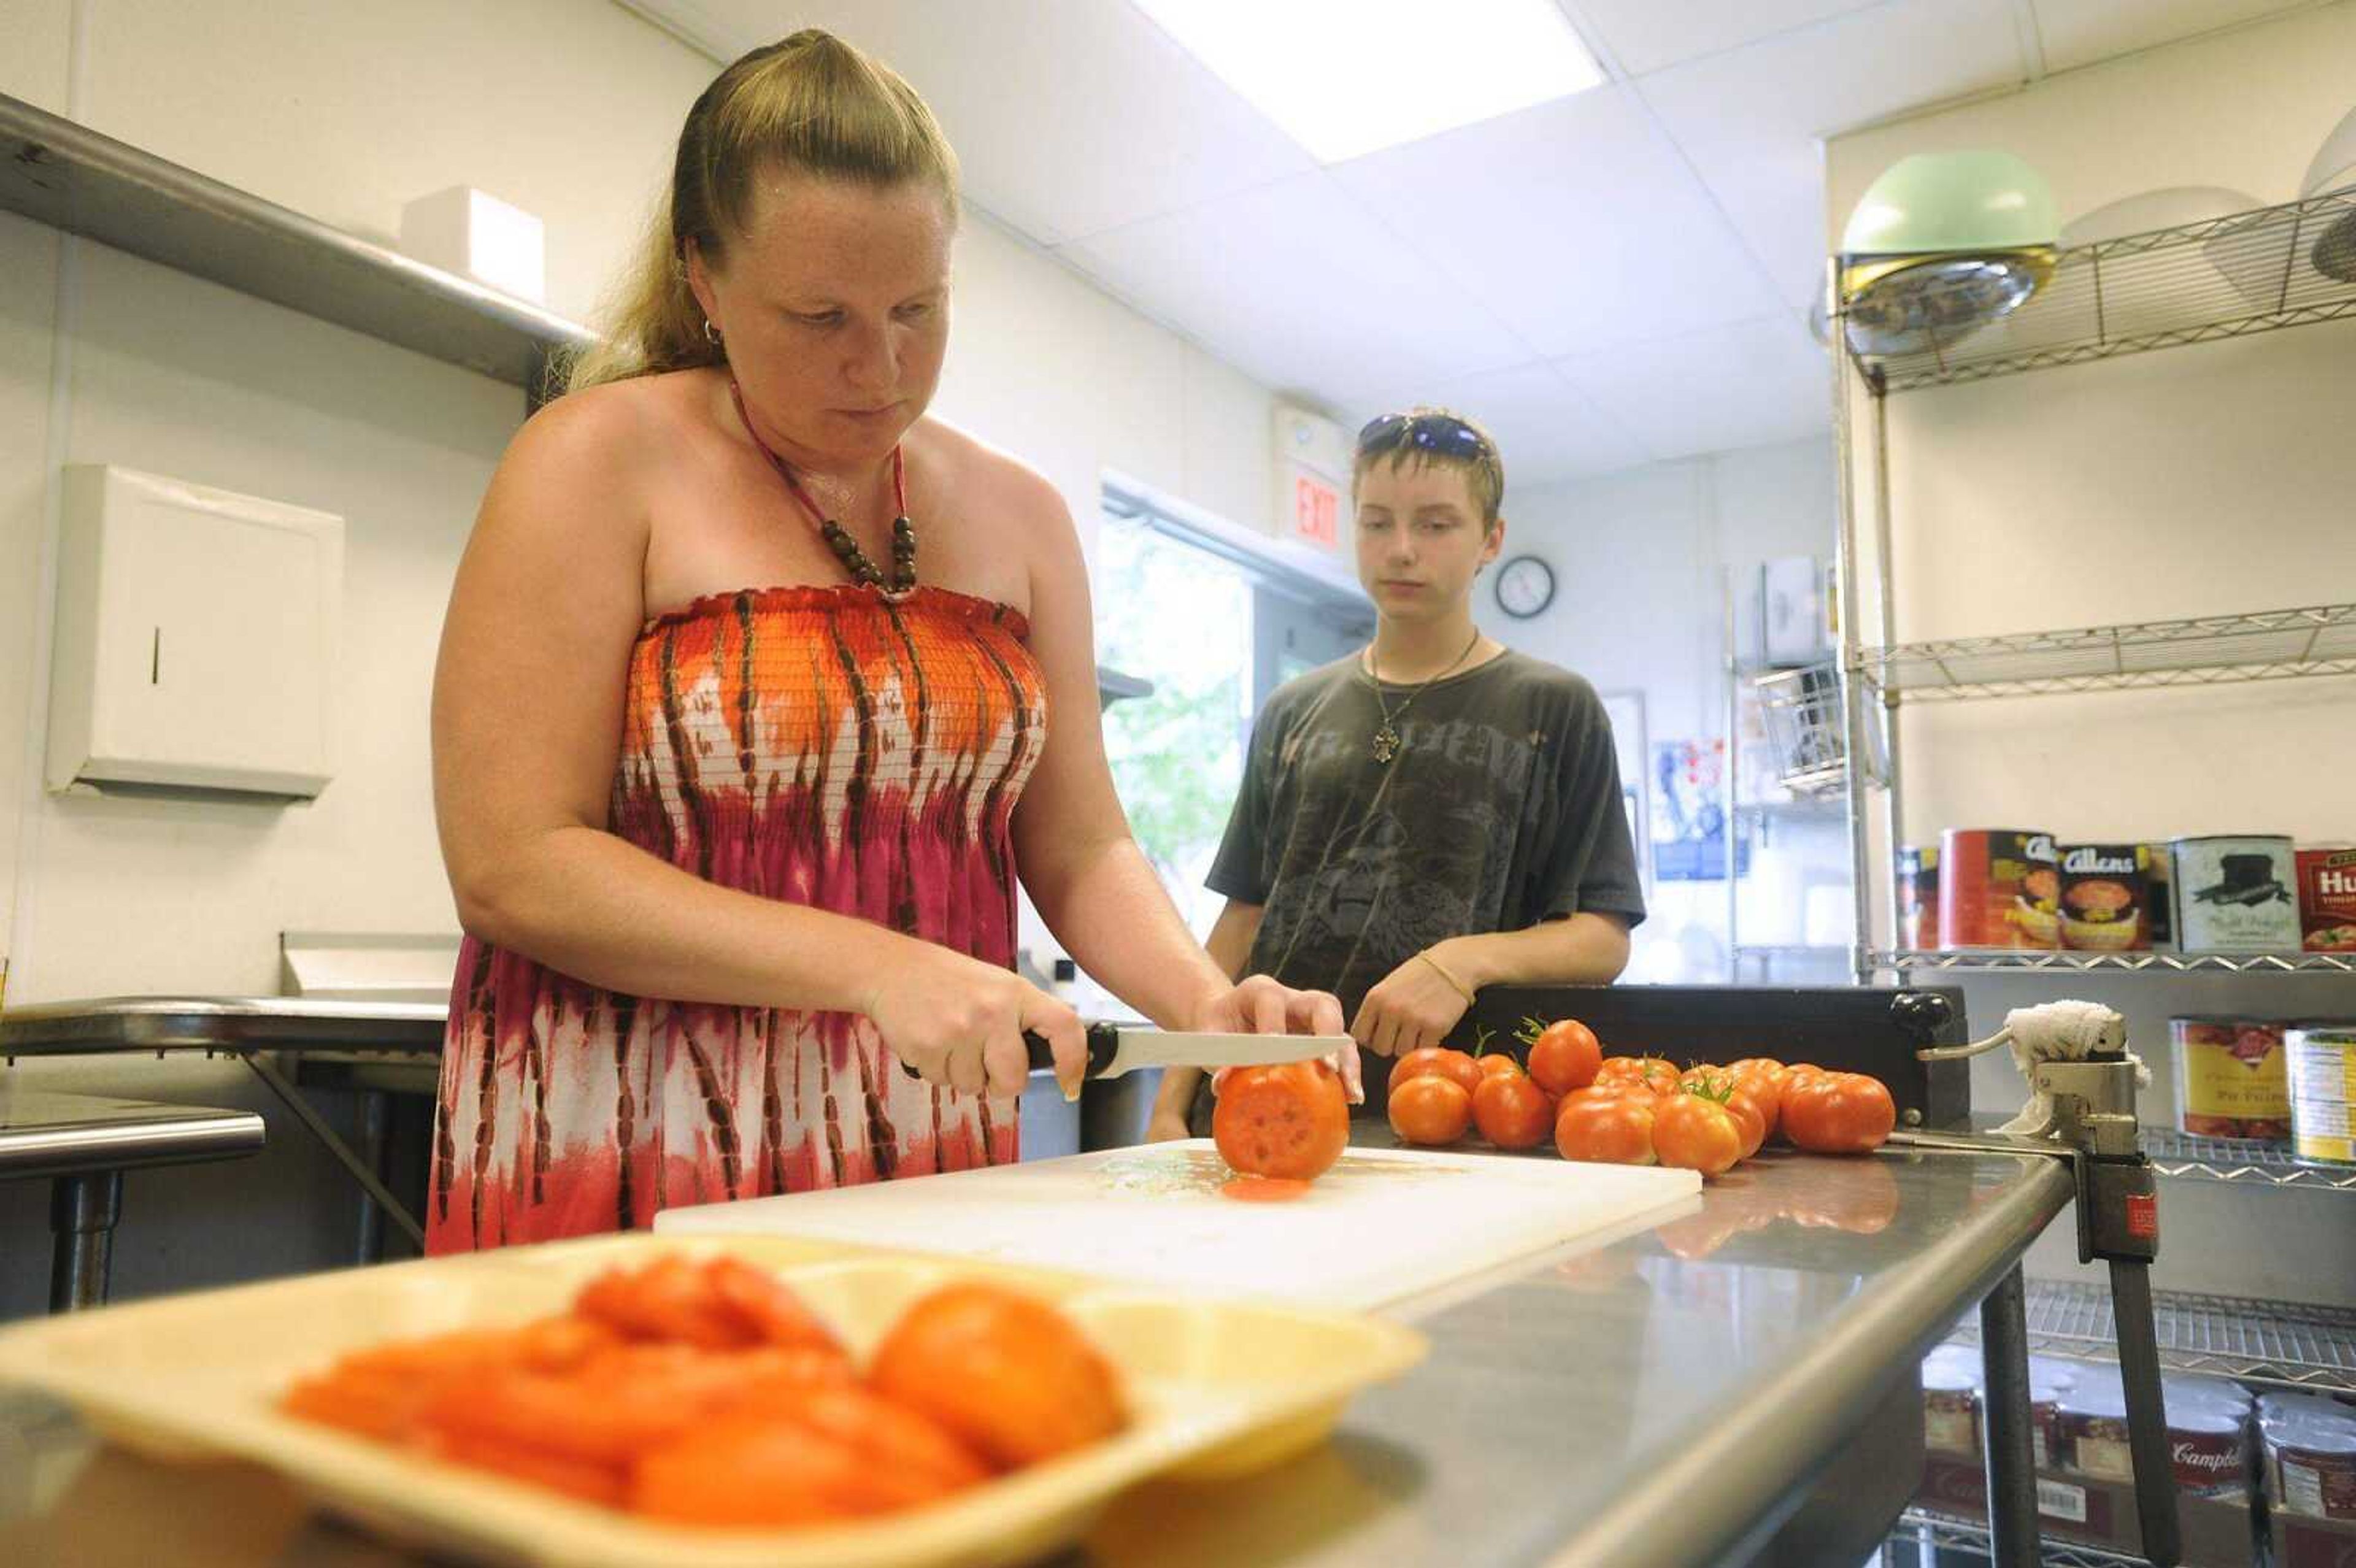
[{"xmin": 1900, "ymin": 999, "xmax": 2181, "ymax": 1568}]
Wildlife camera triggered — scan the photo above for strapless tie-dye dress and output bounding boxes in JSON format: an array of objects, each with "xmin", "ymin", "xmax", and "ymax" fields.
[{"xmin": 425, "ymin": 583, "xmax": 1047, "ymax": 1253}]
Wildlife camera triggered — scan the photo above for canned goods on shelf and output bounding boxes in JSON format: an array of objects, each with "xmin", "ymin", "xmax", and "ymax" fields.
[
  {"xmin": 2173, "ymin": 836, "xmax": 2301, "ymax": 954},
  {"xmin": 1939, "ymin": 828, "xmax": 2059, "ymax": 949},
  {"xmin": 2296, "ymin": 845, "xmax": 2356, "ymax": 953},
  {"xmin": 2172, "ymin": 1017, "xmax": 2291, "ymax": 1141},
  {"xmin": 2059, "ymin": 842, "xmax": 2154, "ymax": 952}
]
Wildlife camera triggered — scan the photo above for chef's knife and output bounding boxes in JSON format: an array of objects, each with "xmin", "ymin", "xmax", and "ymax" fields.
[{"xmin": 1023, "ymin": 1023, "xmax": 1344, "ymax": 1080}]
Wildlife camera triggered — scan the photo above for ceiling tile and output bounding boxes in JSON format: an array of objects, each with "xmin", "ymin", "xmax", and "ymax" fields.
[
  {"xmin": 1573, "ymin": 0, "xmax": 1889, "ymax": 76},
  {"xmin": 1637, "ymin": 0, "xmax": 2030, "ymax": 307},
  {"xmin": 1058, "ymin": 174, "xmax": 1531, "ymax": 402},
  {"xmin": 1330, "ymin": 88, "xmax": 1785, "ymax": 356},
  {"xmin": 2028, "ymin": 0, "xmax": 2314, "ymax": 72},
  {"xmin": 1348, "ymin": 361, "xmax": 1657, "ymax": 487},
  {"xmin": 629, "ymin": 0, "xmax": 1315, "ymax": 246},
  {"xmin": 1556, "ymin": 314, "xmax": 1830, "ymax": 459}
]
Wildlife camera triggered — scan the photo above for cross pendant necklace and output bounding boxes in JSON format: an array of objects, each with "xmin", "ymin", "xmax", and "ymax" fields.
[{"xmin": 1366, "ymin": 628, "xmax": 1483, "ymax": 764}]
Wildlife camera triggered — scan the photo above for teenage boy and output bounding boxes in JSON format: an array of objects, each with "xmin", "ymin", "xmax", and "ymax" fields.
[{"xmin": 1150, "ymin": 408, "xmax": 1645, "ymax": 1138}]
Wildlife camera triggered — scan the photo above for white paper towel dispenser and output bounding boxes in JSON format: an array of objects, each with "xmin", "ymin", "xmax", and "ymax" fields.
[{"xmin": 47, "ymin": 465, "xmax": 343, "ymax": 800}]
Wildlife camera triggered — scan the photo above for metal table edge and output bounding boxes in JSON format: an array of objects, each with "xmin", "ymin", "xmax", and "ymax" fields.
[
  {"xmin": 1550, "ymin": 1148, "xmax": 2076, "ymax": 1568},
  {"xmin": 1, "ymin": 997, "xmax": 448, "ymax": 1056}
]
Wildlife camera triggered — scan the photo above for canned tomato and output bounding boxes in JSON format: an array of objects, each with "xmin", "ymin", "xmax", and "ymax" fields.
[
  {"xmin": 2262, "ymin": 1393, "xmax": 2356, "ymax": 1520},
  {"xmin": 1940, "ymin": 829, "xmax": 2060, "ymax": 949},
  {"xmin": 2298, "ymin": 845, "xmax": 2356, "ymax": 953},
  {"xmin": 2172, "ymin": 1018, "xmax": 2291, "ymax": 1140},
  {"xmin": 2173, "ymin": 836, "xmax": 2301, "ymax": 953},
  {"xmin": 2059, "ymin": 843, "xmax": 2153, "ymax": 951},
  {"xmin": 1898, "ymin": 844, "xmax": 1941, "ymax": 951}
]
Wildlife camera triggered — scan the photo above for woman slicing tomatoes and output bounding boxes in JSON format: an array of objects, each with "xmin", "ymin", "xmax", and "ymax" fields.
[{"xmin": 425, "ymin": 31, "xmax": 1347, "ymax": 1252}]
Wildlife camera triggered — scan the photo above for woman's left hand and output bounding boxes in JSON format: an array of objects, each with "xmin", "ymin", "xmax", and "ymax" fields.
[{"xmin": 1193, "ymin": 974, "xmax": 1361, "ymax": 1102}]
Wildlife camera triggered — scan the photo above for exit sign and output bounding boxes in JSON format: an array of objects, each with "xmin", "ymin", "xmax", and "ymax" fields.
[{"xmin": 1291, "ymin": 474, "xmax": 1341, "ymax": 549}]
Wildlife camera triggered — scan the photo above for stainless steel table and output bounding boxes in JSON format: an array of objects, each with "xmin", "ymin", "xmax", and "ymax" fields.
[
  {"xmin": 0, "ymin": 1088, "xmax": 265, "ymax": 1312},
  {"xmin": 3, "ymin": 997, "xmax": 447, "ymax": 1257},
  {"xmin": 0, "ymin": 1134, "xmax": 2074, "ymax": 1566}
]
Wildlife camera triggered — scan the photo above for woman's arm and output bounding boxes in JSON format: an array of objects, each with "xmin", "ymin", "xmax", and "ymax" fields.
[
  {"xmin": 1003, "ymin": 468, "xmax": 1344, "ymax": 1049},
  {"xmin": 1146, "ymin": 900, "xmax": 1266, "ymax": 1140},
  {"xmin": 433, "ymin": 391, "xmax": 1084, "ymax": 1096}
]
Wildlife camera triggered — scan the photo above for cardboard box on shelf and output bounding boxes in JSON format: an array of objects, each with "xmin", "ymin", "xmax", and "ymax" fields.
[
  {"xmin": 2273, "ymin": 1507, "xmax": 2356, "ymax": 1568},
  {"xmin": 1914, "ymin": 1453, "xmax": 2257, "ymax": 1568}
]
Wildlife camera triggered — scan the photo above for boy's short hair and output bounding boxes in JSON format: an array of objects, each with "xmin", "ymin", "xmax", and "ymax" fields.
[{"xmin": 1352, "ymin": 407, "xmax": 1506, "ymax": 528}]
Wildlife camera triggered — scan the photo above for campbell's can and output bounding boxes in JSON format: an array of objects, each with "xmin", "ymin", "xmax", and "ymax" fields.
[
  {"xmin": 2059, "ymin": 842, "xmax": 2153, "ymax": 952},
  {"xmin": 2173, "ymin": 836, "xmax": 2300, "ymax": 953},
  {"xmin": 2297, "ymin": 845, "xmax": 2356, "ymax": 953},
  {"xmin": 1939, "ymin": 829, "xmax": 2060, "ymax": 950}
]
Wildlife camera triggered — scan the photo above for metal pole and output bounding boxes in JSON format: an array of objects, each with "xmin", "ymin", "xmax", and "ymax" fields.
[
  {"xmin": 2110, "ymin": 1261, "xmax": 2184, "ymax": 1567},
  {"xmin": 242, "ymin": 1053, "xmax": 426, "ymax": 1249},
  {"xmin": 1978, "ymin": 1266, "xmax": 2042, "ymax": 1568},
  {"xmin": 1827, "ymin": 258, "xmax": 1874, "ymax": 985},
  {"xmin": 1871, "ymin": 390, "xmax": 1907, "ymax": 963},
  {"xmin": 355, "ymin": 1088, "xmax": 390, "ymax": 1264},
  {"xmin": 48, "ymin": 1169, "xmax": 123, "ymax": 1313},
  {"xmin": 1723, "ymin": 565, "xmax": 1740, "ymax": 982}
]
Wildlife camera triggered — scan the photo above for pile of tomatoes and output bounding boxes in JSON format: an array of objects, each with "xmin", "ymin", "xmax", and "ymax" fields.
[
  {"xmin": 281, "ymin": 1253, "xmax": 1125, "ymax": 1526},
  {"xmin": 1386, "ymin": 1018, "xmax": 1898, "ymax": 1178}
]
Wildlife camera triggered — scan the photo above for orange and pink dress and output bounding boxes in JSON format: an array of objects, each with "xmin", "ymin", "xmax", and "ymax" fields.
[{"xmin": 425, "ymin": 583, "xmax": 1047, "ymax": 1254}]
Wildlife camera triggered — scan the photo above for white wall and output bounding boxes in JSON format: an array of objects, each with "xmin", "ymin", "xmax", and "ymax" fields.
[
  {"xmin": 0, "ymin": 1, "xmax": 1286, "ymax": 1313},
  {"xmin": 1827, "ymin": 6, "xmax": 2356, "ymax": 1305},
  {"xmin": 1475, "ymin": 437, "xmax": 1845, "ymax": 980}
]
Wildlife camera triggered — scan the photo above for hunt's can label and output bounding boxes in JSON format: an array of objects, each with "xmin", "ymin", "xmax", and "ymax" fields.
[
  {"xmin": 2172, "ymin": 836, "xmax": 2300, "ymax": 954},
  {"xmin": 2297, "ymin": 845, "xmax": 2356, "ymax": 953},
  {"xmin": 1938, "ymin": 829, "xmax": 2059, "ymax": 949},
  {"xmin": 2059, "ymin": 843, "xmax": 2152, "ymax": 952}
]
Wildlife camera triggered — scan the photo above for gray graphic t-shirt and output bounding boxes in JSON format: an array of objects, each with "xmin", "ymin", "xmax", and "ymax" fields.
[{"xmin": 1207, "ymin": 649, "xmax": 1646, "ymax": 1027}]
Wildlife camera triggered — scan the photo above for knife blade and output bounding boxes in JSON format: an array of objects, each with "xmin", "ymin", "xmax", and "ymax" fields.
[{"xmin": 1024, "ymin": 1023, "xmax": 1344, "ymax": 1080}]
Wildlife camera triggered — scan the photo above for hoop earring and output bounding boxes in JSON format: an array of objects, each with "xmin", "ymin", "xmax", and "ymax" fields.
[{"xmin": 703, "ymin": 318, "xmax": 723, "ymax": 345}]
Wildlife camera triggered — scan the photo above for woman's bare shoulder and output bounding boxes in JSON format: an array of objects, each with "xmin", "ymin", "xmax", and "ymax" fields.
[{"xmin": 912, "ymin": 415, "xmax": 1071, "ymax": 524}]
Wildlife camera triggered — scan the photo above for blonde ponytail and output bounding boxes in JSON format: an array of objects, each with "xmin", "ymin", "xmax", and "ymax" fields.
[{"xmin": 561, "ymin": 29, "xmax": 960, "ymax": 394}]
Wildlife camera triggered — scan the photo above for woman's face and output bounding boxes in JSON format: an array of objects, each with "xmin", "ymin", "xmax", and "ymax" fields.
[{"xmin": 691, "ymin": 171, "xmax": 953, "ymax": 467}]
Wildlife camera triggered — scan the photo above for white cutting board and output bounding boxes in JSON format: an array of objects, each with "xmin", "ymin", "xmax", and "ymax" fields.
[{"xmin": 654, "ymin": 1140, "xmax": 1700, "ymax": 1310}]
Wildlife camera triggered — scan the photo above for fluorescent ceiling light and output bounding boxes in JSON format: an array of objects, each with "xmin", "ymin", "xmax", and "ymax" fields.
[{"xmin": 1131, "ymin": 0, "xmax": 1606, "ymax": 164}]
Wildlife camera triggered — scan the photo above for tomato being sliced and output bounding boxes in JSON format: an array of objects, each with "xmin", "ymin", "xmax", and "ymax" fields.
[
  {"xmin": 1525, "ymin": 1018, "xmax": 1603, "ymax": 1096},
  {"xmin": 1388, "ymin": 1074, "xmax": 1473, "ymax": 1146},
  {"xmin": 1214, "ymin": 1061, "xmax": 1350, "ymax": 1180},
  {"xmin": 1471, "ymin": 1073, "xmax": 1553, "ymax": 1150}
]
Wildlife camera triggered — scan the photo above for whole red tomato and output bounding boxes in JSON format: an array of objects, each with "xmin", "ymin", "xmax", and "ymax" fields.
[
  {"xmin": 1594, "ymin": 1056, "xmax": 1679, "ymax": 1096},
  {"xmin": 1525, "ymin": 1019, "xmax": 1602, "ymax": 1096},
  {"xmin": 1213, "ymin": 1062, "xmax": 1350, "ymax": 1180},
  {"xmin": 1553, "ymin": 1091, "xmax": 1658, "ymax": 1164},
  {"xmin": 1781, "ymin": 1072, "xmax": 1896, "ymax": 1155},
  {"xmin": 1475, "ymin": 1052, "xmax": 1525, "ymax": 1081},
  {"xmin": 1471, "ymin": 1073, "xmax": 1553, "ymax": 1150},
  {"xmin": 1705, "ymin": 1086, "xmax": 1768, "ymax": 1159},
  {"xmin": 1388, "ymin": 1075, "xmax": 1473, "ymax": 1147},
  {"xmin": 1393, "ymin": 1047, "xmax": 1482, "ymax": 1097},
  {"xmin": 1651, "ymin": 1094, "xmax": 1743, "ymax": 1177}
]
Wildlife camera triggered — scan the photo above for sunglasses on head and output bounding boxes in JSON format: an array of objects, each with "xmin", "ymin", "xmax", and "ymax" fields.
[{"xmin": 1357, "ymin": 412, "xmax": 1490, "ymax": 461}]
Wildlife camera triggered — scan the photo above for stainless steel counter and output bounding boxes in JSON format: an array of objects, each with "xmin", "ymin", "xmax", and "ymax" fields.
[
  {"xmin": 0, "ymin": 996, "xmax": 447, "ymax": 1059},
  {"xmin": 0, "ymin": 1132, "xmax": 2074, "ymax": 1566}
]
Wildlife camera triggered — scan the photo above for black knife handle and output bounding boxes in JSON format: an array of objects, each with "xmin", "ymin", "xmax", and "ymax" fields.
[{"xmin": 1025, "ymin": 1023, "xmax": 1121, "ymax": 1079}]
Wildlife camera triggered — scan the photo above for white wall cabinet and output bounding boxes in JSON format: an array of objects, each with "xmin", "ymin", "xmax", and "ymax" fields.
[{"xmin": 47, "ymin": 465, "xmax": 343, "ymax": 799}]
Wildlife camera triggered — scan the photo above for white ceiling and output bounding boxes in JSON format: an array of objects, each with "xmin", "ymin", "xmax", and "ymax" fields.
[{"xmin": 626, "ymin": 0, "xmax": 2317, "ymax": 486}]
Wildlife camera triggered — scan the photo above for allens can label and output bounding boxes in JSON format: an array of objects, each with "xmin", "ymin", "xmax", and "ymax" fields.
[
  {"xmin": 2059, "ymin": 843, "xmax": 2152, "ymax": 952},
  {"xmin": 1939, "ymin": 829, "xmax": 2060, "ymax": 949}
]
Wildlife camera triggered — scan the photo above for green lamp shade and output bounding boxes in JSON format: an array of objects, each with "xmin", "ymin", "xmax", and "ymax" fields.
[{"xmin": 1842, "ymin": 150, "xmax": 2058, "ymax": 258}]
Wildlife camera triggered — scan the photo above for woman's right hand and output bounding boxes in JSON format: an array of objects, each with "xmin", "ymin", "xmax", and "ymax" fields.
[{"xmin": 863, "ymin": 940, "xmax": 1087, "ymax": 1101}]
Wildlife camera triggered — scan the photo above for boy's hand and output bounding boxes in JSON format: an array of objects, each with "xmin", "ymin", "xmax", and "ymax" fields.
[{"xmin": 1351, "ymin": 953, "xmax": 1474, "ymax": 1058}]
